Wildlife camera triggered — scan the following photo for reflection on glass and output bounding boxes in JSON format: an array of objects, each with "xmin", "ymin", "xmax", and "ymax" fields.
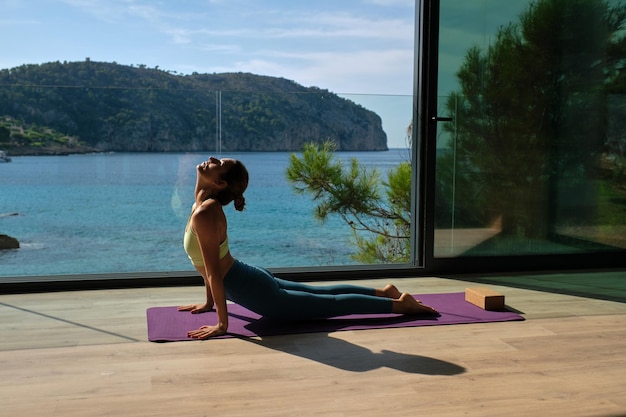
[
  {"xmin": 435, "ymin": 0, "xmax": 626, "ymax": 257},
  {"xmin": 0, "ymin": 81, "xmax": 413, "ymax": 277}
]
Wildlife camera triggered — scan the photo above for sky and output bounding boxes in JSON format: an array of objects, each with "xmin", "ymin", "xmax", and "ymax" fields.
[{"xmin": 1, "ymin": 0, "xmax": 525, "ymax": 148}]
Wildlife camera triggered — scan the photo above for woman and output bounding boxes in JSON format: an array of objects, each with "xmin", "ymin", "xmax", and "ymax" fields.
[{"xmin": 178, "ymin": 156, "xmax": 438, "ymax": 339}]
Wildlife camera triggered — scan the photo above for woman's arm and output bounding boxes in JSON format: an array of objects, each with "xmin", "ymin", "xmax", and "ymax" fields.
[
  {"xmin": 177, "ymin": 272, "xmax": 215, "ymax": 313},
  {"xmin": 186, "ymin": 201, "xmax": 229, "ymax": 339}
]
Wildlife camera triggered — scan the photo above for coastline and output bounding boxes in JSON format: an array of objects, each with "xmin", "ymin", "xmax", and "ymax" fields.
[
  {"xmin": 3, "ymin": 144, "xmax": 98, "ymax": 157},
  {"xmin": 5, "ymin": 146, "xmax": 403, "ymax": 157}
]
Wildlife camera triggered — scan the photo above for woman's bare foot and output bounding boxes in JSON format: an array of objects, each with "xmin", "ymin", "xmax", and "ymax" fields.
[
  {"xmin": 392, "ymin": 293, "xmax": 439, "ymax": 315},
  {"xmin": 377, "ymin": 284, "xmax": 403, "ymax": 299}
]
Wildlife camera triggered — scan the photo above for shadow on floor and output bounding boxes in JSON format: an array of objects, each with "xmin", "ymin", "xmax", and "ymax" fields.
[{"xmin": 241, "ymin": 332, "xmax": 466, "ymax": 375}]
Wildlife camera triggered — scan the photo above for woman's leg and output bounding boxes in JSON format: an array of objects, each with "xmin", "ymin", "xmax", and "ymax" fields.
[
  {"xmin": 274, "ymin": 277, "xmax": 375, "ymax": 296},
  {"xmin": 224, "ymin": 261, "xmax": 392, "ymax": 319},
  {"xmin": 262, "ymin": 288, "xmax": 394, "ymax": 320},
  {"xmin": 256, "ymin": 266, "xmax": 378, "ymax": 296},
  {"xmin": 272, "ymin": 275, "xmax": 402, "ymax": 299},
  {"xmin": 224, "ymin": 261, "xmax": 436, "ymax": 320},
  {"xmin": 272, "ymin": 289, "xmax": 437, "ymax": 319}
]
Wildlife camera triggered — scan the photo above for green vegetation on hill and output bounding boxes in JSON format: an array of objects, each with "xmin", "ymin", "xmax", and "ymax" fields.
[
  {"xmin": 0, "ymin": 61, "xmax": 387, "ymax": 154},
  {"xmin": 0, "ymin": 116, "xmax": 95, "ymax": 155}
]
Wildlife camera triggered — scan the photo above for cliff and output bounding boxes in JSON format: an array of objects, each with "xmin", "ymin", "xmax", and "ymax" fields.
[{"xmin": 0, "ymin": 61, "xmax": 387, "ymax": 153}]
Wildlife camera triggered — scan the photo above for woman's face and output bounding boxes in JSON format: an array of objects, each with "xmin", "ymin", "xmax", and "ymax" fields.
[{"xmin": 197, "ymin": 157, "xmax": 236, "ymax": 182}]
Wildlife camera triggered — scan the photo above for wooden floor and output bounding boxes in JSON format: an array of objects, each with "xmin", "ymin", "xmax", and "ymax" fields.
[{"xmin": 1, "ymin": 274, "xmax": 626, "ymax": 417}]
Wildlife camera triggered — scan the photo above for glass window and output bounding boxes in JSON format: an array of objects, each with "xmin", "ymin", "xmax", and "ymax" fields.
[
  {"xmin": 0, "ymin": 1, "xmax": 417, "ymax": 280},
  {"xmin": 434, "ymin": 0, "xmax": 626, "ymax": 258}
]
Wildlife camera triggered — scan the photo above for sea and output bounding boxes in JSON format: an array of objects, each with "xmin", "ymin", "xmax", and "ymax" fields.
[{"xmin": 0, "ymin": 149, "xmax": 411, "ymax": 278}]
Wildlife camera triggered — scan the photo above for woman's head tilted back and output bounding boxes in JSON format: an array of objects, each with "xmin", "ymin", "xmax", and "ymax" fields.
[
  {"xmin": 216, "ymin": 158, "xmax": 249, "ymax": 211},
  {"xmin": 196, "ymin": 157, "xmax": 249, "ymax": 210}
]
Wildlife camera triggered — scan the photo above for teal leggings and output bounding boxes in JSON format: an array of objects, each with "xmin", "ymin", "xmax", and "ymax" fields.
[{"xmin": 223, "ymin": 260, "xmax": 392, "ymax": 320}]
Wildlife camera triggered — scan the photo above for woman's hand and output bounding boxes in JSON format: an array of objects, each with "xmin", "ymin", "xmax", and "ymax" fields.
[
  {"xmin": 187, "ymin": 323, "xmax": 227, "ymax": 339},
  {"xmin": 177, "ymin": 302, "xmax": 214, "ymax": 314}
]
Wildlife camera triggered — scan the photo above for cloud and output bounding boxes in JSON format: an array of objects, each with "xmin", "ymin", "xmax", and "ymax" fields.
[
  {"xmin": 204, "ymin": 48, "xmax": 413, "ymax": 95},
  {"xmin": 60, "ymin": 0, "xmax": 202, "ymax": 26},
  {"xmin": 156, "ymin": 4, "xmax": 416, "ymax": 94},
  {"xmin": 160, "ymin": 11, "xmax": 413, "ymax": 49},
  {"xmin": 59, "ymin": 0, "xmax": 124, "ymax": 23},
  {"xmin": 266, "ymin": 13, "xmax": 413, "ymax": 41}
]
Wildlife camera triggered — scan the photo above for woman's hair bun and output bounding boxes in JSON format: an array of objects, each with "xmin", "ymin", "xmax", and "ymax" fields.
[{"xmin": 233, "ymin": 194, "xmax": 246, "ymax": 211}]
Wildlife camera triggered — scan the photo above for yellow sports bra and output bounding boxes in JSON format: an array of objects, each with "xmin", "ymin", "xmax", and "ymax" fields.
[{"xmin": 183, "ymin": 215, "xmax": 230, "ymax": 267}]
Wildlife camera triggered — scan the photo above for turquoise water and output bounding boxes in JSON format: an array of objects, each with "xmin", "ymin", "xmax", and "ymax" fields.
[{"xmin": 0, "ymin": 150, "xmax": 410, "ymax": 277}]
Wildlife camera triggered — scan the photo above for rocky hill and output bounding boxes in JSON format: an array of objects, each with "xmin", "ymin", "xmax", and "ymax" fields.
[{"xmin": 0, "ymin": 61, "xmax": 387, "ymax": 153}]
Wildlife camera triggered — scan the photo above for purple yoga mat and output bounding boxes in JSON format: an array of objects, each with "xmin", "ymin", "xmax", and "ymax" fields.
[{"xmin": 146, "ymin": 292, "xmax": 524, "ymax": 342}]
